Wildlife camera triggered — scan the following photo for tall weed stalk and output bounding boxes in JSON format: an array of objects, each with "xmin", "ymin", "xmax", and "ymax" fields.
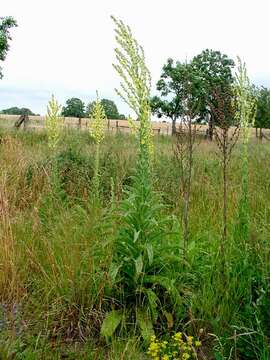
[
  {"xmin": 45, "ymin": 94, "xmax": 63, "ymax": 198},
  {"xmin": 88, "ymin": 91, "xmax": 106, "ymax": 205},
  {"xmin": 39, "ymin": 95, "xmax": 64, "ymax": 224},
  {"xmin": 211, "ymin": 85, "xmax": 239, "ymax": 273},
  {"xmin": 234, "ymin": 57, "xmax": 256, "ymax": 242},
  {"xmin": 174, "ymin": 66, "xmax": 202, "ymax": 262}
]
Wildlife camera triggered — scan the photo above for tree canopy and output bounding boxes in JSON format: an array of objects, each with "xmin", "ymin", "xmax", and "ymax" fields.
[
  {"xmin": 151, "ymin": 50, "xmax": 235, "ymax": 137},
  {"xmin": 255, "ymin": 86, "xmax": 270, "ymax": 130},
  {"xmin": 62, "ymin": 98, "xmax": 85, "ymax": 118},
  {"xmin": 0, "ymin": 16, "xmax": 17, "ymax": 79},
  {"xmin": 0, "ymin": 106, "xmax": 36, "ymax": 115},
  {"xmin": 191, "ymin": 49, "xmax": 235, "ymax": 138},
  {"xmin": 86, "ymin": 98, "xmax": 125, "ymax": 119}
]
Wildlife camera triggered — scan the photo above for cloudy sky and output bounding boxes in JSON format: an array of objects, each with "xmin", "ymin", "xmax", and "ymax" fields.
[{"xmin": 1, "ymin": 0, "xmax": 270, "ymax": 115}]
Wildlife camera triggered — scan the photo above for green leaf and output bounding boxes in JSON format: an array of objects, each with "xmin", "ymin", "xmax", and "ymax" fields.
[
  {"xmin": 136, "ymin": 308, "xmax": 154, "ymax": 342},
  {"xmin": 109, "ymin": 262, "xmax": 121, "ymax": 284},
  {"xmin": 163, "ymin": 310, "xmax": 174, "ymax": 329},
  {"xmin": 100, "ymin": 310, "xmax": 123, "ymax": 341},
  {"xmin": 146, "ymin": 243, "xmax": 153, "ymax": 265},
  {"xmin": 134, "ymin": 254, "xmax": 143, "ymax": 277},
  {"xmin": 145, "ymin": 288, "xmax": 159, "ymax": 323},
  {"xmin": 143, "ymin": 275, "xmax": 182, "ymax": 307},
  {"xmin": 133, "ymin": 229, "xmax": 141, "ymax": 243}
]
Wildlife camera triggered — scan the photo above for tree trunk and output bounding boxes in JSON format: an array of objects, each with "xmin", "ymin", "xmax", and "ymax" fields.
[
  {"xmin": 172, "ymin": 117, "xmax": 177, "ymax": 136},
  {"xmin": 208, "ymin": 114, "xmax": 214, "ymax": 141},
  {"xmin": 260, "ymin": 127, "xmax": 263, "ymax": 140}
]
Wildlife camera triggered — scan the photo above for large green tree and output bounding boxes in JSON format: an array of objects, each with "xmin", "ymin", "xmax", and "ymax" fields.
[
  {"xmin": 86, "ymin": 98, "xmax": 125, "ymax": 119},
  {"xmin": 255, "ymin": 86, "xmax": 270, "ymax": 137},
  {"xmin": 151, "ymin": 59, "xmax": 188, "ymax": 135},
  {"xmin": 0, "ymin": 16, "xmax": 17, "ymax": 79},
  {"xmin": 152, "ymin": 50, "xmax": 235, "ymax": 137},
  {"xmin": 62, "ymin": 98, "xmax": 85, "ymax": 118},
  {"xmin": 191, "ymin": 49, "xmax": 235, "ymax": 139}
]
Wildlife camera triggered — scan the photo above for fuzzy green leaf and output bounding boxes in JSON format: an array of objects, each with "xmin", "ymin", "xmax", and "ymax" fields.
[
  {"xmin": 109, "ymin": 262, "xmax": 121, "ymax": 284},
  {"xmin": 143, "ymin": 275, "xmax": 182, "ymax": 307},
  {"xmin": 136, "ymin": 308, "xmax": 154, "ymax": 342},
  {"xmin": 135, "ymin": 254, "xmax": 143, "ymax": 276},
  {"xmin": 100, "ymin": 310, "xmax": 123, "ymax": 341},
  {"xmin": 146, "ymin": 243, "xmax": 153, "ymax": 266}
]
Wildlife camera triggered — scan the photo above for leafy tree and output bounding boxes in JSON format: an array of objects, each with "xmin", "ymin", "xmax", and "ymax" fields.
[
  {"xmin": 152, "ymin": 50, "xmax": 234, "ymax": 137},
  {"xmin": 151, "ymin": 59, "xmax": 188, "ymax": 135},
  {"xmin": 0, "ymin": 16, "xmax": 17, "ymax": 79},
  {"xmin": 0, "ymin": 106, "xmax": 36, "ymax": 115},
  {"xmin": 191, "ymin": 49, "xmax": 235, "ymax": 139},
  {"xmin": 86, "ymin": 98, "xmax": 125, "ymax": 119},
  {"xmin": 255, "ymin": 86, "xmax": 270, "ymax": 137},
  {"xmin": 62, "ymin": 98, "xmax": 85, "ymax": 118}
]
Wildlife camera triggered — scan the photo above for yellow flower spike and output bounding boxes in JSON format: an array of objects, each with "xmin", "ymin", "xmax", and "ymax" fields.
[
  {"xmin": 89, "ymin": 91, "xmax": 106, "ymax": 145},
  {"xmin": 112, "ymin": 16, "xmax": 154, "ymax": 163},
  {"xmin": 45, "ymin": 94, "xmax": 63, "ymax": 151}
]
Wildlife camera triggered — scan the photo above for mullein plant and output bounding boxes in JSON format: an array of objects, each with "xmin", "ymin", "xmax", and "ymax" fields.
[
  {"xmin": 45, "ymin": 95, "xmax": 62, "ymax": 152},
  {"xmin": 44, "ymin": 95, "xmax": 64, "ymax": 203},
  {"xmin": 234, "ymin": 57, "xmax": 256, "ymax": 243},
  {"xmin": 101, "ymin": 17, "xmax": 181, "ymax": 343},
  {"xmin": 88, "ymin": 91, "xmax": 106, "ymax": 205}
]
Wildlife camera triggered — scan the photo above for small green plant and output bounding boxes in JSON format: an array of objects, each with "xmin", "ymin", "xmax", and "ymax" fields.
[
  {"xmin": 147, "ymin": 333, "xmax": 201, "ymax": 360},
  {"xmin": 88, "ymin": 91, "xmax": 106, "ymax": 202}
]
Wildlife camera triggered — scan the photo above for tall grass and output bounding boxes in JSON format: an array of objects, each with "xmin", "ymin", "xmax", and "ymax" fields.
[{"xmin": 0, "ymin": 128, "xmax": 270, "ymax": 358}]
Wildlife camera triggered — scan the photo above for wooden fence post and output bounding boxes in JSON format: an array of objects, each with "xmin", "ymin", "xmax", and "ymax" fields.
[
  {"xmin": 116, "ymin": 120, "xmax": 119, "ymax": 133},
  {"xmin": 23, "ymin": 115, "xmax": 29, "ymax": 130}
]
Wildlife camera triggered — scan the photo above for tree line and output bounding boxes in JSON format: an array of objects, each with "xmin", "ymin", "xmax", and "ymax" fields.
[{"xmin": 0, "ymin": 97, "xmax": 126, "ymax": 120}]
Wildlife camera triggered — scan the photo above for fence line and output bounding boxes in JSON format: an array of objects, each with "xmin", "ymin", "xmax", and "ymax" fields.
[
  {"xmin": 0, "ymin": 114, "xmax": 172, "ymax": 135},
  {"xmin": 0, "ymin": 114, "xmax": 269, "ymax": 139}
]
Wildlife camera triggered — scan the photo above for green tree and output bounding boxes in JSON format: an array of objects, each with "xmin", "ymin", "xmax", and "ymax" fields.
[
  {"xmin": 86, "ymin": 98, "xmax": 125, "ymax": 119},
  {"xmin": 0, "ymin": 16, "xmax": 17, "ymax": 79},
  {"xmin": 62, "ymin": 98, "xmax": 85, "ymax": 118},
  {"xmin": 151, "ymin": 59, "xmax": 188, "ymax": 135},
  {"xmin": 255, "ymin": 86, "xmax": 270, "ymax": 138},
  {"xmin": 191, "ymin": 49, "xmax": 235, "ymax": 139},
  {"xmin": 1, "ymin": 106, "xmax": 36, "ymax": 115}
]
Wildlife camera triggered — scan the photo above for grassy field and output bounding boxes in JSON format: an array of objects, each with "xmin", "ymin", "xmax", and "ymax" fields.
[{"xmin": 0, "ymin": 128, "xmax": 270, "ymax": 359}]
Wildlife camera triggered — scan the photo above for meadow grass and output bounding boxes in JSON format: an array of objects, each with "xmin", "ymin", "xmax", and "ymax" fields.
[{"xmin": 0, "ymin": 128, "xmax": 269, "ymax": 359}]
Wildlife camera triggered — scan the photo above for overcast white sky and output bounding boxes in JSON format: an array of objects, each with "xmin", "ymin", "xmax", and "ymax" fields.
[{"xmin": 1, "ymin": 0, "xmax": 270, "ymax": 115}]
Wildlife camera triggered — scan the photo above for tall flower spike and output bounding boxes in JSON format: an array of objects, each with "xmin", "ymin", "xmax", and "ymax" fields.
[
  {"xmin": 89, "ymin": 91, "xmax": 106, "ymax": 145},
  {"xmin": 111, "ymin": 16, "xmax": 153, "ymax": 161},
  {"xmin": 45, "ymin": 94, "xmax": 62, "ymax": 150},
  {"xmin": 235, "ymin": 57, "xmax": 256, "ymax": 143}
]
